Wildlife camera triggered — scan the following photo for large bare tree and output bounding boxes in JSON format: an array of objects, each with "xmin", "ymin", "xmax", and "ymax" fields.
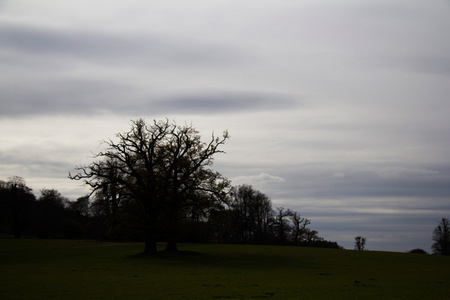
[{"xmin": 70, "ymin": 119, "xmax": 229, "ymax": 254}]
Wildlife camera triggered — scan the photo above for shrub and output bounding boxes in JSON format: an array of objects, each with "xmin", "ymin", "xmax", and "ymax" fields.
[{"xmin": 409, "ymin": 248, "xmax": 427, "ymax": 254}]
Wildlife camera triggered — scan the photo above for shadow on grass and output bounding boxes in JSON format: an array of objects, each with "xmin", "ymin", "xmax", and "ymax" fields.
[
  {"xmin": 132, "ymin": 250, "xmax": 201, "ymax": 258},
  {"xmin": 126, "ymin": 244, "xmax": 317, "ymax": 273}
]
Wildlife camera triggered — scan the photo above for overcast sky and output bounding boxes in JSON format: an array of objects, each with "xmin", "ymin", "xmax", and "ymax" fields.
[{"xmin": 1, "ymin": 0, "xmax": 450, "ymax": 252}]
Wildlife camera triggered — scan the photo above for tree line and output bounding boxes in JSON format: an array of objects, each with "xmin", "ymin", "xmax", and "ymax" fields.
[
  {"xmin": 5, "ymin": 118, "xmax": 446, "ymax": 255},
  {"xmin": 0, "ymin": 176, "xmax": 89, "ymax": 239},
  {"xmin": 0, "ymin": 176, "xmax": 340, "ymax": 249}
]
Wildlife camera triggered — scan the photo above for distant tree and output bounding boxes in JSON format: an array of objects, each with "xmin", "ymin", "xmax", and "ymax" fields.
[
  {"xmin": 302, "ymin": 228, "xmax": 322, "ymax": 244},
  {"xmin": 409, "ymin": 248, "xmax": 427, "ymax": 254},
  {"xmin": 0, "ymin": 176, "xmax": 36, "ymax": 238},
  {"xmin": 68, "ymin": 195, "xmax": 91, "ymax": 217},
  {"xmin": 290, "ymin": 212, "xmax": 310, "ymax": 245},
  {"xmin": 432, "ymin": 218, "xmax": 450, "ymax": 255},
  {"xmin": 70, "ymin": 119, "xmax": 229, "ymax": 255},
  {"xmin": 307, "ymin": 240, "xmax": 342, "ymax": 249},
  {"xmin": 38, "ymin": 189, "xmax": 68, "ymax": 208},
  {"xmin": 206, "ymin": 206, "xmax": 233, "ymax": 243},
  {"xmin": 354, "ymin": 236, "xmax": 367, "ymax": 251},
  {"xmin": 273, "ymin": 207, "xmax": 293, "ymax": 245},
  {"xmin": 89, "ymin": 172, "xmax": 129, "ymax": 241},
  {"xmin": 37, "ymin": 189, "xmax": 69, "ymax": 238},
  {"xmin": 228, "ymin": 185, "xmax": 273, "ymax": 244}
]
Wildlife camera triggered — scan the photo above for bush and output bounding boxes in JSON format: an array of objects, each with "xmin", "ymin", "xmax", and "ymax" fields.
[
  {"xmin": 409, "ymin": 248, "xmax": 427, "ymax": 254},
  {"xmin": 298, "ymin": 240, "xmax": 343, "ymax": 249}
]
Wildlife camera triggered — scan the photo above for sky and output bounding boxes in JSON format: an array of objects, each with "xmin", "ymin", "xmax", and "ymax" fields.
[{"xmin": 1, "ymin": 0, "xmax": 450, "ymax": 252}]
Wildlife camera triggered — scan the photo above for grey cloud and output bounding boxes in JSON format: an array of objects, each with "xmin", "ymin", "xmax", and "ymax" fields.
[
  {"xmin": 0, "ymin": 147, "xmax": 76, "ymax": 186},
  {"xmin": 0, "ymin": 22, "xmax": 248, "ymax": 68},
  {"xmin": 229, "ymin": 160, "xmax": 450, "ymax": 207},
  {"xmin": 153, "ymin": 92, "xmax": 299, "ymax": 115},
  {"xmin": 398, "ymin": 55, "xmax": 450, "ymax": 76},
  {"xmin": 287, "ymin": 163, "xmax": 450, "ymax": 200},
  {"xmin": 367, "ymin": 54, "xmax": 450, "ymax": 76},
  {"xmin": 313, "ymin": 171, "xmax": 450, "ymax": 199},
  {"xmin": 0, "ymin": 76, "xmax": 298, "ymax": 117},
  {"xmin": 0, "ymin": 79, "xmax": 139, "ymax": 116}
]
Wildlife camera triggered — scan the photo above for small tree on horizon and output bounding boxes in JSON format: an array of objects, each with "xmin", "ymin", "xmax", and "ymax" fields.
[
  {"xmin": 354, "ymin": 236, "xmax": 367, "ymax": 251},
  {"xmin": 432, "ymin": 218, "xmax": 450, "ymax": 255}
]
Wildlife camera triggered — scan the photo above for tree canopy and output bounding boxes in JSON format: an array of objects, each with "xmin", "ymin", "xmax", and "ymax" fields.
[{"xmin": 70, "ymin": 119, "xmax": 230, "ymax": 254}]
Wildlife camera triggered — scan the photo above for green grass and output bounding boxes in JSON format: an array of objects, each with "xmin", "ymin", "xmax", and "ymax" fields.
[{"xmin": 0, "ymin": 239, "xmax": 449, "ymax": 299}]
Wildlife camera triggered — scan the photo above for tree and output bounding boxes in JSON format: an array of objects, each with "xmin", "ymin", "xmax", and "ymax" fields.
[
  {"xmin": 354, "ymin": 236, "xmax": 367, "ymax": 251},
  {"xmin": 70, "ymin": 119, "xmax": 229, "ymax": 255},
  {"xmin": 37, "ymin": 189, "xmax": 69, "ymax": 238},
  {"xmin": 409, "ymin": 248, "xmax": 427, "ymax": 254},
  {"xmin": 88, "ymin": 172, "xmax": 129, "ymax": 241},
  {"xmin": 228, "ymin": 185, "xmax": 273, "ymax": 244},
  {"xmin": 290, "ymin": 212, "xmax": 310, "ymax": 245},
  {"xmin": 68, "ymin": 195, "xmax": 91, "ymax": 217},
  {"xmin": 273, "ymin": 207, "xmax": 293, "ymax": 245},
  {"xmin": 432, "ymin": 218, "xmax": 450, "ymax": 255},
  {"xmin": 302, "ymin": 228, "xmax": 323, "ymax": 244},
  {"xmin": 0, "ymin": 176, "xmax": 36, "ymax": 238}
]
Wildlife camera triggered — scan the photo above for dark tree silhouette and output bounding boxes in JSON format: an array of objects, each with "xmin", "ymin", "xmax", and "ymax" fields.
[
  {"xmin": 432, "ymin": 218, "xmax": 450, "ymax": 255},
  {"xmin": 0, "ymin": 176, "xmax": 36, "ymax": 238},
  {"xmin": 273, "ymin": 207, "xmax": 293, "ymax": 245},
  {"xmin": 70, "ymin": 119, "xmax": 229, "ymax": 255},
  {"xmin": 409, "ymin": 248, "xmax": 427, "ymax": 254},
  {"xmin": 228, "ymin": 185, "xmax": 273, "ymax": 243},
  {"xmin": 37, "ymin": 189, "xmax": 68, "ymax": 238},
  {"xmin": 68, "ymin": 195, "xmax": 91, "ymax": 217},
  {"xmin": 302, "ymin": 228, "xmax": 322, "ymax": 244},
  {"xmin": 89, "ymin": 168, "xmax": 129, "ymax": 241},
  {"xmin": 290, "ymin": 212, "xmax": 311, "ymax": 245},
  {"xmin": 354, "ymin": 236, "xmax": 367, "ymax": 251}
]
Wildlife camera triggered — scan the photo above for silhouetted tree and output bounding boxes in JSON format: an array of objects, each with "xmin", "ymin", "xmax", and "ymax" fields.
[
  {"xmin": 302, "ymin": 228, "xmax": 322, "ymax": 244},
  {"xmin": 290, "ymin": 212, "xmax": 310, "ymax": 245},
  {"xmin": 70, "ymin": 119, "xmax": 229, "ymax": 255},
  {"xmin": 432, "ymin": 218, "xmax": 450, "ymax": 255},
  {"xmin": 273, "ymin": 207, "xmax": 293, "ymax": 245},
  {"xmin": 0, "ymin": 176, "xmax": 36, "ymax": 238},
  {"xmin": 206, "ymin": 206, "xmax": 234, "ymax": 243},
  {"xmin": 228, "ymin": 185, "xmax": 273, "ymax": 244},
  {"xmin": 37, "ymin": 189, "xmax": 68, "ymax": 238},
  {"xmin": 409, "ymin": 248, "xmax": 427, "ymax": 254},
  {"xmin": 354, "ymin": 236, "xmax": 367, "ymax": 251},
  {"xmin": 88, "ymin": 169, "xmax": 131, "ymax": 241},
  {"xmin": 68, "ymin": 195, "xmax": 90, "ymax": 217}
]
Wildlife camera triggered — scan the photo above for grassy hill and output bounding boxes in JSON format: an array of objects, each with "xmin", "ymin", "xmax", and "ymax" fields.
[{"xmin": 1, "ymin": 239, "xmax": 449, "ymax": 299}]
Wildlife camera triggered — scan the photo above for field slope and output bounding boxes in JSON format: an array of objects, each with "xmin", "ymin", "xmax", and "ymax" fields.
[{"xmin": 0, "ymin": 239, "xmax": 449, "ymax": 299}]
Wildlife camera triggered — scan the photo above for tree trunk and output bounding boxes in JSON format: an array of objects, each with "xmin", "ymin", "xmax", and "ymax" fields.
[
  {"xmin": 11, "ymin": 185, "xmax": 22, "ymax": 239},
  {"xmin": 164, "ymin": 203, "xmax": 179, "ymax": 252},
  {"xmin": 143, "ymin": 237, "xmax": 158, "ymax": 255},
  {"xmin": 141, "ymin": 210, "xmax": 158, "ymax": 255},
  {"xmin": 164, "ymin": 221, "xmax": 179, "ymax": 252},
  {"xmin": 164, "ymin": 240, "xmax": 178, "ymax": 252}
]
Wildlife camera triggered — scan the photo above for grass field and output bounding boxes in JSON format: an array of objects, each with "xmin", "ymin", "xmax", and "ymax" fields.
[{"xmin": 0, "ymin": 239, "xmax": 449, "ymax": 299}]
